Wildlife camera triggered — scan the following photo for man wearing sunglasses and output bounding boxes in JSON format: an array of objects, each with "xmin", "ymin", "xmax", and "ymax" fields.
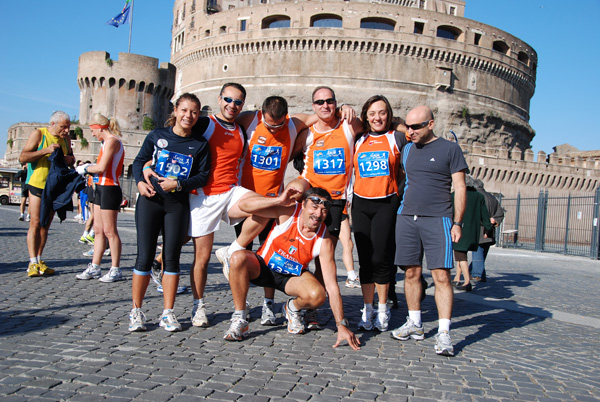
[
  {"xmin": 222, "ymin": 186, "xmax": 361, "ymax": 351},
  {"xmin": 390, "ymin": 105, "xmax": 467, "ymax": 357}
]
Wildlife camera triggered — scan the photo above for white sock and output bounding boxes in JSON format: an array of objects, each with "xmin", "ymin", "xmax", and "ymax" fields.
[
  {"xmin": 194, "ymin": 298, "xmax": 204, "ymax": 306},
  {"xmin": 162, "ymin": 308, "xmax": 173, "ymax": 315},
  {"xmin": 92, "ymin": 263, "xmax": 100, "ymax": 269},
  {"xmin": 288, "ymin": 299, "xmax": 299, "ymax": 312},
  {"xmin": 408, "ymin": 310, "xmax": 421, "ymax": 327},
  {"xmin": 347, "ymin": 270, "xmax": 358, "ymax": 281},
  {"xmin": 20, "ymin": 213, "xmax": 24, "ymax": 217},
  {"xmin": 30, "ymin": 257, "xmax": 37, "ymax": 264},
  {"xmin": 264, "ymin": 298, "xmax": 274, "ymax": 305},
  {"xmin": 111, "ymin": 266, "xmax": 120, "ymax": 271},
  {"xmin": 438, "ymin": 318, "xmax": 451, "ymax": 333},
  {"xmin": 83, "ymin": 230, "xmax": 89, "ymax": 236},
  {"xmin": 227, "ymin": 240, "xmax": 245, "ymax": 258},
  {"xmin": 233, "ymin": 310, "xmax": 246, "ymax": 319},
  {"xmin": 89, "ymin": 229, "xmax": 95, "ymax": 237},
  {"xmin": 378, "ymin": 303, "xmax": 388, "ymax": 313}
]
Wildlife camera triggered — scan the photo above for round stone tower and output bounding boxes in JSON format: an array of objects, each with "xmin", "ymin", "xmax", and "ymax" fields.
[
  {"xmin": 77, "ymin": 51, "xmax": 176, "ymax": 130},
  {"xmin": 170, "ymin": 0, "xmax": 537, "ymax": 150}
]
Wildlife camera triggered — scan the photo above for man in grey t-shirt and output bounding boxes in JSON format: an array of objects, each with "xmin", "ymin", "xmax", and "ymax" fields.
[{"xmin": 390, "ymin": 105, "xmax": 467, "ymax": 356}]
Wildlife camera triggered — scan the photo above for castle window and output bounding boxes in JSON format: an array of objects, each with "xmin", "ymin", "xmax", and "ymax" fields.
[
  {"xmin": 205, "ymin": 29, "xmax": 211, "ymax": 37},
  {"xmin": 449, "ymin": 6, "xmax": 456, "ymax": 15},
  {"xmin": 419, "ymin": 0, "xmax": 426, "ymax": 9},
  {"xmin": 414, "ymin": 21, "xmax": 424, "ymax": 34},
  {"xmin": 518, "ymin": 51, "xmax": 529, "ymax": 65},
  {"xmin": 492, "ymin": 40, "xmax": 509, "ymax": 55},
  {"xmin": 310, "ymin": 14, "xmax": 342, "ymax": 28},
  {"xmin": 360, "ymin": 18, "xmax": 395, "ymax": 31},
  {"xmin": 436, "ymin": 25, "xmax": 462, "ymax": 41},
  {"xmin": 240, "ymin": 19, "xmax": 247, "ymax": 32},
  {"xmin": 220, "ymin": 25, "xmax": 227, "ymax": 34},
  {"xmin": 474, "ymin": 32, "xmax": 481, "ymax": 46},
  {"xmin": 109, "ymin": 78, "xmax": 116, "ymax": 88},
  {"xmin": 262, "ymin": 15, "xmax": 290, "ymax": 29}
]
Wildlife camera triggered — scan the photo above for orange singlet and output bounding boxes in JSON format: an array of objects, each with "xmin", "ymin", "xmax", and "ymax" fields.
[
  {"xmin": 240, "ymin": 111, "xmax": 298, "ymax": 197},
  {"xmin": 95, "ymin": 137, "xmax": 124, "ymax": 186},
  {"xmin": 300, "ymin": 119, "xmax": 354, "ymax": 200},
  {"xmin": 257, "ymin": 203, "xmax": 328, "ymax": 275},
  {"xmin": 353, "ymin": 130, "xmax": 401, "ymax": 199},
  {"xmin": 202, "ymin": 115, "xmax": 246, "ymax": 196}
]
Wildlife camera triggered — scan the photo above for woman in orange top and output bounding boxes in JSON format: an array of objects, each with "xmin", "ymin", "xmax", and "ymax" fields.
[{"xmin": 352, "ymin": 95, "xmax": 408, "ymax": 332}]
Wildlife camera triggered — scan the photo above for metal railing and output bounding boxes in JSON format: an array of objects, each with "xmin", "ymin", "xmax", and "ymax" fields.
[{"xmin": 498, "ymin": 188, "xmax": 600, "ymax": 259}]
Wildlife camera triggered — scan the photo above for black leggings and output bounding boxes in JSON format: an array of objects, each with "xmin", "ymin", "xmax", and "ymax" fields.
[
  {"xmin": 134, "ymin": 193, "xmax": 189, "ymax": 274},
  {"xmin": 352, "ymin": 194, "xmax": 400, "ymax": 284}
]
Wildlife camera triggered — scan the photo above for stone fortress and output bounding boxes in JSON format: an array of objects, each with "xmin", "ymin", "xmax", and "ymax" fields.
[{"xmin": 3, "ymin": 0, "xmax": 599, "ymax": 196}]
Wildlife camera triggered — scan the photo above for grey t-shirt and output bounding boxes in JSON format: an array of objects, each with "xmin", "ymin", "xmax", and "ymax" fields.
[{"xmin": 398, "ymin": 137, "xmax": 468, "ymax": 218}]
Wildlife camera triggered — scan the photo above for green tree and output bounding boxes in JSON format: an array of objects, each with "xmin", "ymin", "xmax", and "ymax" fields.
[{"xmin": 143, "ymin": 116, "xmax": 156, "ymax": 131}]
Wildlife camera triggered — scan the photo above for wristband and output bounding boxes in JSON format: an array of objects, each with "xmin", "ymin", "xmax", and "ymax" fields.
[{"xmin": 143, "ymin": 166, "xmax": 151, "ymax": 171}]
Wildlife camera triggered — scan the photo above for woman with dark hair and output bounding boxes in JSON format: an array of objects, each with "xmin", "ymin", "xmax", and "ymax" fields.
[
  {"xmin": 128, "ymin": 93, "xmax": 211, "ymax": 332},
  {"xmin": 352, "ymin": 95, "xmax": 408, "ymax": 332}
]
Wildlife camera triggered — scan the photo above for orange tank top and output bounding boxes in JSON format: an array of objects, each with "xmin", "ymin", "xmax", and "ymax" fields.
[
  {"xmin": 240, "ymin": 111, "xmax": 298, "ymax": 197},
  {"xmin": 353, "ymin": 130, "xmax": 401, "ymax": 199},
  {"xmin": 258, "ymin": 203, "xmax": 327, "ymax": 275},
  {"xmin": 202, "ymin": 115, "xmax": 246, "ymax": 196},
  {"xmin": 300, "ymin": 120, "xmax": 354, "ymax": 200},
  {"xmin": 95, "ymin": 136, "xmax": 124, "ymax": 186}
]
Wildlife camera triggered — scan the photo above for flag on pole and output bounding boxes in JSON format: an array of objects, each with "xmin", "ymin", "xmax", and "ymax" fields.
[{"xmin": 106, "ymin": 0, "xmax": 132, "ymax": 27}]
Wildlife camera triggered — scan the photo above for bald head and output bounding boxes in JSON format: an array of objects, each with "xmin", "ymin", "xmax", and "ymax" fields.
[{"xmin": 405, "ymin": 105, "xmax": 435, "ymax": 145}]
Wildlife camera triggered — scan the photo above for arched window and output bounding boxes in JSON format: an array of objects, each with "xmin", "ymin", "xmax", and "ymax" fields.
[
  {"xmin": 493, "ymin": 40, "xmax": 509, "ymax": 55},
  {"xmin": 262, "ymin": 15, "xmax": 291, "ymax": 29},
  {"xmin": 310, "ymin": 14, "xmax": 342, "ymax": 28},
  {"xmin": 360, "ymin": 17, "xmax": 395, "ymax": 31},
  {"xmin": 518, "ymin": 51, "xmax": 529, "ymax": 65},
  {"xmin": 436, "ymin": 25, "xmax": 462, "ymax": 41}
]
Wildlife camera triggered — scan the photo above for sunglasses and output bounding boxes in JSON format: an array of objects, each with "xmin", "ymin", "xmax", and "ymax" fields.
[
  {"xmin": 262, "ymin": 117, "xmax": 286, "ymax": 129},
  {"xmin": 307, "ymin": 196, "xmax": 332, "ymax": 209},
  {"xmin": 406, "ymin": 120, "xmax": 431, "ymax": 131},
  {"xmin": 221, "ymin": 96, "xmax": 244, "ymax": 106},
  {"xmin": 312, "ymin": 98, "xmax": 336, "ymax": 106}
]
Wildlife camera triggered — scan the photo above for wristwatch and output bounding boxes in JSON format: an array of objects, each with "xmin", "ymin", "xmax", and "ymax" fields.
[
  {"xmin": 453, "ymin": 221, "xmax": 463, "ymax": 228},
  {"xmin": 337, "ymin": 318, "xmax": 349, "ymax": 328}
]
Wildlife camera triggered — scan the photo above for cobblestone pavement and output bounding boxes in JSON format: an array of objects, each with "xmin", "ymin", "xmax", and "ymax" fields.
[{"xmin": 1, "ymin": 204, "xmax": 599, "ymax": 401}]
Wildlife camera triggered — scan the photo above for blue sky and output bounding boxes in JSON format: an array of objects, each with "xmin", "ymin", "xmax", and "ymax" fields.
[{"xmin": 1, "ymin": 0, "xmax": 598, "ymax": 159}]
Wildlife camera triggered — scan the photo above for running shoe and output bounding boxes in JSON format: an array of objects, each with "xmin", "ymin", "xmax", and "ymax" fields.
[
  {"xmin": 390, "ymin": 317, "xmax": 424, "ymax": 341},
  {"xmin": 223, "ymin": 315, "xmax": 249, "ymax": 341},
  {"xmin": 38, "ymin": 261, "xmax": 55, "ymax": 276},
  {"xmin": 18, "ymin": 214, "xmax": 24, "ymax": 221},
  {"xmin": 103, "ymin": 248, "xmax": 111, "ymax": 256},
  {"xmin": 244, "ymin": 301, "xmax": 251, "ymax": 322},
  {"xmin": 191, "ymin": 303, "xmax": 209, "ymax": 327},
  {"xmin": 150, "ymin": 259, "xmax": 162, "ymax": 286},
  {"xmin": 79, "ymin": 235, "xmax": 88, "ymax": 244},
  {"xmin": 345, "ymin": 277, "xmax": 361, "ymax": 288},
  {"xmin": 25, "ymin": 215, "xmax": 30, "ymax": 222},
  {"xmin": 76, "ymin": 263, "xmax": 101, "ymax": 280},
  {"xmin": 82, "ymin": 248, "xmax": 94, "ymax": 257},
  {"xmin": 84, "ymin": 234, "xmax": 95, "ymax": 245},
  {"xmin": 374, "ymin": 307, "xmax": 391, "ymax": 332},
  {"xmin": 260, "ymin": 301, "xmax": 277, "ymax": 326},
  {"xmin": 157, "ymin": 285, "xmax": 188, "ymax": 294},
  {"xmin": 357, "ymin": 307, "xmax": 374, "ymax": 331},
  {"xmin": 159, "ymin": 310, "xmax": 182, "ymax": 332},
  {"xmin": 128, "ymin": 308, "xmax": 147, "ymax": 332},
  {"xmin": 216, "ymin": 246, "xmax": 230, "ymax": 281},
  {"xmin": 305, "ymin": 309, "xmax": 321, "ymax": 330},
  {"xmin": 282, "ymin": 299, "xmax": 305, "ymax": 334},
  {"xmin": 99, "ymin": 267, "xmax": 124, "ymax": 283},
  {"xmin": 434, "ymin": 331, "xmax": 454, "ymax": 356},
  {"xmin": 27, "ymin": 262, "xmax": 40, "ymax": 278}
]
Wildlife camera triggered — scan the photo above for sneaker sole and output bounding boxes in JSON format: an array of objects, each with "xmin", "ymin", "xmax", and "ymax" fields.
[
  {"xmin": 192, "ymin": 321, "xmax": 209, "ymax": 328},
  {"xmin": 260, "ymin": 319, "xmax": 277, "ymax": 326},
  {"xmin": 390, "ymin": 332, "xmax": 425, "ymax": 341},
  {"xmin": 160, "ymin": 323, "xmax": 182, "ymax": 332},
  {"xmin": 128, "ymin": 325, "xmax": 147, "ymax": 332},
  {"xmin": 357, "ymin": 324, "xmax": 374, "ymax": 331},
  {"xmin": 76, "ymin": 275, "xmax": 101, "ymax": 280},
  {"xmin": 435, "ymin": 347, "xmax": 454, "ymax": 356},
  {"xmin": 223, "ymin": 328, "xmax": 249, "ymax": 341},
  {"xmin": 99, "ymin": 277, "xmax": 124, "ymax": 283}
]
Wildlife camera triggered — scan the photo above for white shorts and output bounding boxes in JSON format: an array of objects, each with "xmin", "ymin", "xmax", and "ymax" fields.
[{"xmin": 189, "ymin": 186, "xmax": 252, "ymax": 237}]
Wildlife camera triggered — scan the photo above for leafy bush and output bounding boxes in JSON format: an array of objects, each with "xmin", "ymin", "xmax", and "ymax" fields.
[{"xmin": 143, "ymin": 116, "xmax": 155, "ymax": 131}]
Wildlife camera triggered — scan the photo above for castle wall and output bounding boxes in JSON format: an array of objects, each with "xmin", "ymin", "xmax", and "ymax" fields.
[
  {"xmin": 171, "ymin": 0, "xmax": 536, "ymax": 150},
  {"xmin": 77, "ymin": 52, "xmax": 176, "ymax": 130}
]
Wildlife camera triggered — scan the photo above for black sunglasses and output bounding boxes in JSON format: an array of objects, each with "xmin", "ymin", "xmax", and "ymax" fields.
[
  {"xmin": 221, "ymin": 96, "xmax": 244, "ymax": 106},
  {"xmin": 312, "ymin": 98, "xmax": 336, "ymax": 106},
  {"xmin": 307, "ymin": 196, "xmax": 332, "ymax": 209},
  {"xmin": 406, "ymin": 120, "xmax": 431, "ymax": 131}
]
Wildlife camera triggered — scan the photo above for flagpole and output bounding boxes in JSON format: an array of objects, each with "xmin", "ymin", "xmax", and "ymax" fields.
[{"xmin": 128, "ymin": 0, "xmax": 134, "ymax": 53}]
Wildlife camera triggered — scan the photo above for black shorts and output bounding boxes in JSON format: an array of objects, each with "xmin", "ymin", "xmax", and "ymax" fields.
[
  {"xmin": 28, "ymin": 185, "xmax": 43, "ymax": 198},
  {"xmin": 323, "ymin": 199, "xmax": 346, "ymax": 238},
  {"xmin": 93, "ymin": 185, "xmax": 122, "ymax": 211},
  {"xmin": 21, "ymin": 184, "xmax": 29, "ymax": 198},
  {"xmin": 250, "ymin": 254, "xmax": 297, "ymax": 294},
  {"xmin": 86, "ymin": 185, "xmax": 95, "ymax": 204}
]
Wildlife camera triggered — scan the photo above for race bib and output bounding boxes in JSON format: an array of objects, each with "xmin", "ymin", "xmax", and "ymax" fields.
[
  {"xmin": 155, "ymin": 150, "xmax": 192, "ymax": 180},
  {"xmin": 250, "ymin": 145, "xmax": 282, "ymax": 171},
  {"xmin": 313, "ymin": 148, "xmax": 345, "ymax": 175},
  {"xmin": 92, "ymin": 174, "xmax": 99, "ymax": 183},
  {"xmin": 357, "ymin": 151, "xmax": 390, "ymax": 178},
  {"xmin": 267, "ymin": 251, "xmax": 303, "ymax": 276}
]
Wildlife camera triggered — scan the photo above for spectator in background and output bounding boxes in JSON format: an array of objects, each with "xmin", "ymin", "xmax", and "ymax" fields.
[{"xmin": 18, "ymin": 164, "xmax": 29, "ymax": 222}]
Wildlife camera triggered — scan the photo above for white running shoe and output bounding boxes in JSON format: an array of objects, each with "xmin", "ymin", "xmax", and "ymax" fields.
[
  {"xmin": 223, "ymin": 314, "xmax": 249, "ymax": 341},
  {"xmin": 82, "ymin": 248, "xmax": 94, "ymax": 257},
  {"xmin": 282, "ymin": 299, "xmax": 305, "ymax": 334},
  {"xmin": 390, "ymin": 317, "xmax": 425, "ymax": 341},
  {"xmin": 192, "ymin": 303, "xmax": 209, "ymax": 327},
  {"xmin": 374, "ymin": 307, "xmax": 391, "ymax": 332},
  {"xmin": 128, "ymin": 308, "xmax": 147, "ymax": 332},
  {"xmin": 159, "ymin": 310, "xmax": 182, "ymax": 332},
  {"xmin": 76, "ymin": 263, "xmax": 101, "ymax": 280},
  {"xmin": 357, "ymin": 307, "xmax": 374, "ymax": 331},
  {"xmin": 99, "ymin": 267, "xmax": 124, "ymax": 283},
  {"xmin": 216, "ymin": 246, "xmax": 230, "ymax": 281},
  {"xmin": 260, "ymin": 301, "xmax": 277, "ymax": 326},
  {"xmin": 434, "ymin": 331, "xmax": 454, "ymax": 356}
]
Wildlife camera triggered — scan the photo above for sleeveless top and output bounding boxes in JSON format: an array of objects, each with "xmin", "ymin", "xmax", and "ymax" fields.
[
  {"xmin": 27, "ymin": 127, "xmax": 69, "ymax": 189},
  {"xmin": 94, "ymin": 136, "xmax": 124, "ymax": 186},
  {"xmin": 353, "ymin": 130, "xmax": 401, "ymax": 199},
  {"xmin": 240, "ymin": 111, "xmax": 298, "ymax": 197}
]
